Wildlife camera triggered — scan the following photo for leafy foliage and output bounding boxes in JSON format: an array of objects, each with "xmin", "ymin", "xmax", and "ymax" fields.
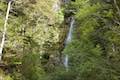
[
  {"xmin": 63, "ymin": 0, "xmax": 120, "ymax": 80},
  {"xmin": 0, "ymin": 0, "xmax": 120, "ymax": 80}
]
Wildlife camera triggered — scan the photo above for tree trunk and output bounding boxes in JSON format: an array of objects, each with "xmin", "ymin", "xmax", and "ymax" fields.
[{"xmin": 0, "ymin": 1, "xmax": 11, "ymax": 61}]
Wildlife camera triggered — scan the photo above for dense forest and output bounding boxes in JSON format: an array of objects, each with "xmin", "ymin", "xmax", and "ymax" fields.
[{"xmin": 0, "ymin": 0, "xmax": 120, "ymax": 80}]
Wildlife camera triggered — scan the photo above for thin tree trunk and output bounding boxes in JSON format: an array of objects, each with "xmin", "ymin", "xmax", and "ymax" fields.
[{"xmin": 0, "ymin": 1, "xmax": 12, "ymax": 61}]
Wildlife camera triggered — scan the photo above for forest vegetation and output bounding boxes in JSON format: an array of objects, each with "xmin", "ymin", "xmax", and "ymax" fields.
[{"xmin": 0, "ymin": 0, "xmax": 120, "ymax": 80}]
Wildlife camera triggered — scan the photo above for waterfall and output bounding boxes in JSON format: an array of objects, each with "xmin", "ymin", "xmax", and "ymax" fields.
[
  {"xmin": 64, "ymin": 17, "xmax": 75, "ymax": 71},
  {"xmin": 52, "ymin": 0, "xmax": 75, "ymax": 71},
  {"xmin": 65, "ymin": 17, "xmax": 75, "ymax": 44}
]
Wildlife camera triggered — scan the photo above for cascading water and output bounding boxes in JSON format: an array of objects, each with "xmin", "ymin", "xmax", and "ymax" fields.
[
  {"xmin": 65, "ymin": 17, "xmax": 75, "ymax": 44},
  {"xmin": 64, "ymin": 17, "xmax": 75, "ymax": 71},
  {"xmin": 52, "ymin": 0, "xmax": 75, "ymax": 71}
]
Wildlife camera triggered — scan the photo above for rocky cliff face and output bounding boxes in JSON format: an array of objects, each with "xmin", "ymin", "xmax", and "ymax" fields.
[
  {"xmin": 0, "ymin": 0, "xmax": 66, "ymax": 60},
  {"xmin": 0, "ymin": 0, "xmax": 67, "ymax": 78}
]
